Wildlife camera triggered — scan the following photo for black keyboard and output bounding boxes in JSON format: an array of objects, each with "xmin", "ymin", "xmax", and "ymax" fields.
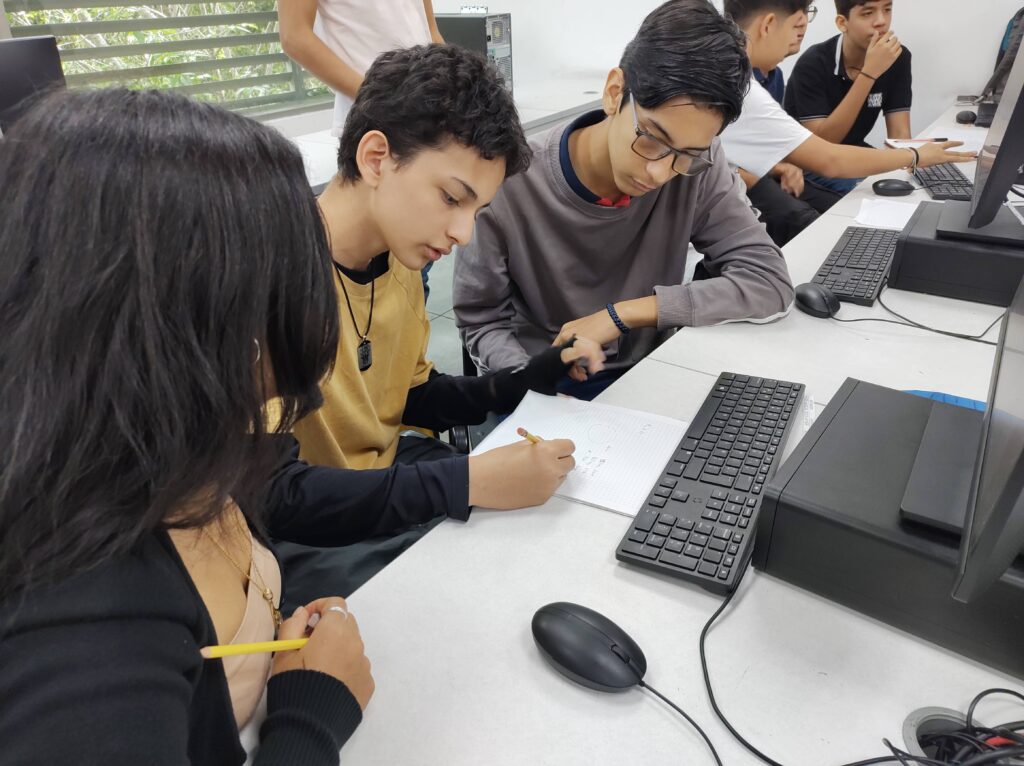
[
  {"xmin": 915, "ymin": 163, "xmax": 973, "ymax": 201},
  {"xmin": 810, "ymin": 226, "xmax": 899, "ymax": 306},
  {"xmin": 615, "ymin": 372, "xmax": 804, "ymax": 596}
]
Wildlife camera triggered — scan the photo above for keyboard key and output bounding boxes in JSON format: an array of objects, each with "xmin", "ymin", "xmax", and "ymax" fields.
[
  {"xmin": 735, "ymin": 475, "xmax": 754, "ymax": 492},
  {"xmin": 620, "ymin": 541, "xmax": 659, "ymax": 560},
  {"xmin": 704, "ymin": 550, "xmax": 723, "ymax": 564},
  {"xmin": 684, "ymin": 543, "xmax": 704, "ymax": 558},
  {"xmin": 654, "ymin": 487, "xmax": 671, "ymax": 498},
  {"xmin": 699, "ymin": 561, "xmax": 719, "ymax": 577},
  {"xmin": 649, "ymin": 496, "xmax": 667, "ymax": 508},
  {"xmin": 732, "ymin": 532, "xmax": 744, "ymax": 543},
  {"xmin": 723, "ymin": 556, "xmax": 735, "ymax": 568},
  {"xmin": 659, "ymin": 478, "xmax": 678, "ymax": 489},
  {"xmin": 711, "ymin": 489, "xmax": 728, "ymax": 501},
  {"xmin": 653, "ymin": 523, "xmax": 672, "ymax": 537},
  {"xmin": 659, "ymin": 513, "xmax": 678, "ymax": 525},
  {"xmin": 669, "ymin": 527, "xmax": 690, "ymax": 542},
  {"xmin": 681, "ymin": 437, "xmax": 699, "ymax": 452},
  {"xmin": 701, "ymin": 509, "xmax": 720, "ymax": 521},
  {"xmin": 739, "ymin": 518, "xmax": 750, "ymax": 529},
  {"xmin": 677, "ymin": 518, "xmax": 696, "ymax": 530},
  {"xmin": 667, "ymin": 463, "xmax": 685, "ymax": 477},
  {"xmin": 753, "ymin": 484, "xmax": 763, "ymax": 494},
  {"xmin": 647, "ymin": 535, "xmax": 666, "ymax": 548},
  {"xmin": 661, "ymin": 552, "xmax": 700, "ymax": 571},
  {"xmin": 690, "ymin": 533, "xmax": 709, "ymax": 547},
  {"xmin": 718, "ymin": 568, "xmax": 730, "ymax": 581},
  {"xmin": 634, "ymin": 510, "xmax": 658, "ymax": 532},
  {"xmin": 706, "ymin": 499, "xmax": 724, "ymax": 511},
  {"xmin": 720, "ymin": 514, "xmax": 738, "ymax": 526},
  {"xmin": 709, "ymin": 538, "xmax": 727, "ymax": 552},
  {"xmin": 741, "ymin": 507, "xmax": 753, "ymax": 518},
  {"xmin": 683, "ymin": 458, "xmax": 706, "ymax": 480},
  {"xmin": 747, "ymin": 497, "xmax": 757, "ymax": 507},
  {"xmin": 701, "ymin": 472, "xmax": 734, "ymax": 488},
  {"xmin": 629, "ymin": 529, "xmax": 647, "ymax": 544},
  {"xmin": 727, "ymin": 543, "xmax": 740, "ymax": 556},
  {"xmin": 671, "ymin": 490, "xmax": 690, "ymax": 503},
  {"xmin": 713, "ymin": 527, "xmax": 732, "ymax": 541},
  {"xmin": 726, "ymin": 503, "xmax": 743, "ymax": 514},
  {"xmin": 666, "ymin": 538, "xmax": 685, "ymax": 554}
]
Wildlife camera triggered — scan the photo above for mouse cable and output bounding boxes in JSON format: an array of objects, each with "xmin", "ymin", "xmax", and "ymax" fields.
[
  {"xmin": 830, "ymin": 282, "xmax": 1004, "ymax": 347},
  {"xmin": 637, "ymin": 679, "xmax": 723, "ymax": 766},
  {"xmin": 697, "ymin": 568, "xmax": 1022, "ymax": 766}
]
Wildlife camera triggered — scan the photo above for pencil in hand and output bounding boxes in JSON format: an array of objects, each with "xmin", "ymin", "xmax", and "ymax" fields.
[
  {"xmin": 516, "ymin": 427, "xmax": 542, "ymax": 444},
  {"xmin": 200, "ymin": 638, "xmax": 308, "ymax": 659}
]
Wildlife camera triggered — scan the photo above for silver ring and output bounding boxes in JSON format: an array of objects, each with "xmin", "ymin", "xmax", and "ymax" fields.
[{"xmin": 326, "ymin": 605, "xmax": 349, "ymax": 619}]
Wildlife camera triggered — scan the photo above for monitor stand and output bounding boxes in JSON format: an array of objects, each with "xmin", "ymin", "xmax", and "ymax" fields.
[
  {"xmin": 899, "ymin": 403, "xmax": 985, "ymax": 535},
  {"xmin": 936, "ymin": 201, "xmax": 1024, "ymax": 249}
]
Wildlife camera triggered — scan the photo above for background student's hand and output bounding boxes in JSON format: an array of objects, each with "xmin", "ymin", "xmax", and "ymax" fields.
[
  {"xmin": 773, "ymin": 162, "xmax": 804, "ymax": 197},
  {"xmin": 559, "ymin": 336, "xmax": 607, "ymax": 382},
  {"xmin": 553, "ymin": 309, "xmax": 622, "ymax": 350},
  {"xmin": 916, "ymin": 140, "xmax": 977, "ymax": 168},
  {"xmin": 272, "ymin": 598, "xmax": 375, "ymax": 711},
  {"xmin": 863, "ymin": 30, "xmax": 903, "ymax": 79},
  {"xmin": 467, "ymin": 438, "xmax": 576, "ymax": 509}
]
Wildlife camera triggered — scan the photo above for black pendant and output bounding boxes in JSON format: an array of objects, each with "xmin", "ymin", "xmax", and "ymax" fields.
[{"xmin": 357, "ymin": 339, "xmax": 373, "ymax": 371}]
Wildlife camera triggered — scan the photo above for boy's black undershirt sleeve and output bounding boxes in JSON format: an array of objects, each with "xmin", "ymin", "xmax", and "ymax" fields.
[{"xmin": 401, "ymin": 342, "xmax": 574, "ymax": 432}]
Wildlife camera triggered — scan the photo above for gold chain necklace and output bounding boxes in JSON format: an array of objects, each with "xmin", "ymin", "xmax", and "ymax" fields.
[{"xmin": 203, "ymin": 514, "xmax": 282, "ymax": 629}]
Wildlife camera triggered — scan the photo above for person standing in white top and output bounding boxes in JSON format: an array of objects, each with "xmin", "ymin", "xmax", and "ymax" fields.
[{"xmin": 279, "ymin": 0, "xmax": 445, "ymax": 135}]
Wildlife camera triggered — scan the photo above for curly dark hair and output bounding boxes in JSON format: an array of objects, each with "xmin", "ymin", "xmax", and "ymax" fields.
[
  {"xmin": 620, "ymin": 0, "xmax": 751, "ymax": 127},
  {"xmin": 338, "ymin": 43, "xmax": 530, "ymax": 182},
  {"xmin": 0, "ymin": 88, "xmax": 339, "ymax": 602}
]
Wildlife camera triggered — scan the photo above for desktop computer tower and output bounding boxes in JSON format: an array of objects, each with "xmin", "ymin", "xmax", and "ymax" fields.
[
  {"xmin": 753, "ymin": 378, "xmax": 1024, "ymax": 679},
  {"xmin": 889, "ymin": 201, "xmax": 1024, "ymax": 307},
  {"xmin": 436, "ymin": 13, "xmax": 513, "ymax": 94}
]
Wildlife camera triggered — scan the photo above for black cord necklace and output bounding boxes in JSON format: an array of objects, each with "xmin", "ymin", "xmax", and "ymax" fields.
[{"xmin": 334, "ymin": 262, "xmax": 375, "ymax": 372}]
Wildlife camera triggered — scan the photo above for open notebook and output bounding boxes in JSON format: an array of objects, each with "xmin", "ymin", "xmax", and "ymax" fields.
[{"xmin": 471, "ymin": 391, "xmax": 689, "ymax": 517}]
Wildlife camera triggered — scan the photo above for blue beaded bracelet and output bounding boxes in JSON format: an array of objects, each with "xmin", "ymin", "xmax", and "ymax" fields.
[{"xmin": 606, "ymin": 302, "xmax": 630, "ymax": 334}]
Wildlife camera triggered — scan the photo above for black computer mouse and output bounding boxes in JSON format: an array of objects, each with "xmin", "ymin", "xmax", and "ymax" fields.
[
  {"xmin": 872, "ymin": 178, "xmax": 915, "ymax": 196},
  {"xmin": 794, "ymin": 282, "xmax": 841, "ymax": 319},
  {"xmin": 956, "ymin": 110, "xmax": 978, "ymax": 125},
  {"xmin": 532, "ymin": 602, "xmax": 647, "ymax": 692}
]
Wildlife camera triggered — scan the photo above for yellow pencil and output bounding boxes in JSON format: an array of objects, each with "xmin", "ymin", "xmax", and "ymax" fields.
[
  {"xmin": 200, "ymin": 638, "xmax": 308, "ymax": 659},
  {"xmin": 516, "ymin": 427, "xmax": 542, "ymax": 444}
]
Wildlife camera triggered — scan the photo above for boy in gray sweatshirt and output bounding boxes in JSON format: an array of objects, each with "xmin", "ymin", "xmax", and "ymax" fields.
[{"xmin": 453, "ymin": 0, "xmax": 795, "ymax": 399}]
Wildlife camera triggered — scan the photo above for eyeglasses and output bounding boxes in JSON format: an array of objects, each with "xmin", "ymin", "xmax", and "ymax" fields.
[
  {"xmin": 629, "ymin": 99, "xmax": 714, "ymax": 177},
  {"xmin": 806, "ymin": 4, "xmax": 818, "ymax": 22}
]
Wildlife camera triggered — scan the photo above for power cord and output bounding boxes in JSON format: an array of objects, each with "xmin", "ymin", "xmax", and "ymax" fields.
[
  {"xmin": 830, "ymin": 282, "xmax": 1004, "ymax": 346},
  {"xmin": 639, "ymin": 679, "xmax": 723, "ymax": 766},
  {"xmin": 696, "ymin": 568, "xmax": 1024, "ymax": 765}
]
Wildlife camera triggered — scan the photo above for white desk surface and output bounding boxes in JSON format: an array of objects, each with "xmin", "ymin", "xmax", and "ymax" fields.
[
  {"xmin": 337, "ymin": 105, "xmax": 1021, "ymax": 764},
  {"xmin": 292, "ymin": 71, "xmax": 605, "ymax": 189}
]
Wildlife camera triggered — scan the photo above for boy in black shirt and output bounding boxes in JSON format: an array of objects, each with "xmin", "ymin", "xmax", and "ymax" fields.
[{"xmin": 784, "ymin": 0, "xmax": 912, "ymax": 194}]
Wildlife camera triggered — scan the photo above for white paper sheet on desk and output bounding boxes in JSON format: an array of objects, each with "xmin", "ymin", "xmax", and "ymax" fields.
[
  {"xmin": 471, "ymin": 391, "xmax": 688, "ymax": 517},
  {"xmin": 855, "ymin": 198, "xmax": 920, "ymax": 230}
]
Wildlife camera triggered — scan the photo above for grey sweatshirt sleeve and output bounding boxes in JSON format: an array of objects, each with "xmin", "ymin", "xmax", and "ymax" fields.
[
  {"xmin": 653, "ymin": 140, "xmax": 795, "ymax": 329},
  {"xmin": 452, "ymin": 206, "xmax": 532, "ymax": 373}
]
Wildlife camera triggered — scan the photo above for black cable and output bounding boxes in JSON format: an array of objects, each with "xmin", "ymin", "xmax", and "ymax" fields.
[
  {"xmin": 830, "ymin": 285, "xmax": 1004, "ymax": 346},
  {"xmin": 698, "ymin": 566, "xmax": 787, "ymax": 766},
  {"xmin": 967, "ymin": 690, "xmax": 1024, "ymax": 736},
  {"xmin": 639, "ymin": 680, "xmax": 723, "ymax": 766},
  {"xmin": 1010, "ymin": 186, "xmax": 1024, "ymax": 199},
  {"xmin": 959, "ymin": 746, "xmax": 1024, "ymax": 765}
]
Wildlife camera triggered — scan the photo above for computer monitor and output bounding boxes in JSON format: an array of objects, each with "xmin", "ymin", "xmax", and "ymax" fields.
[
  {"xmin": 953, "ymin": 276, "xmax": 1024, "ymax": 602},
  {"xmin": 968, "ymin": 42, "xmax": 1024, "ymax": 230},
  {"xmin": 0, "ymin": 36, "xmax": 66, "ymax": 134}
]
